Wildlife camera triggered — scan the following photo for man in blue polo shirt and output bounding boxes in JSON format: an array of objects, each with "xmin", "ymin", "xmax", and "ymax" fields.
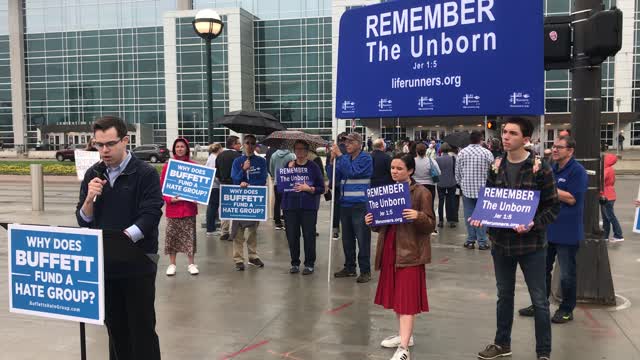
[{"xmin": 519, "ymin": 135, "xmax": 587, "ymax": 323}]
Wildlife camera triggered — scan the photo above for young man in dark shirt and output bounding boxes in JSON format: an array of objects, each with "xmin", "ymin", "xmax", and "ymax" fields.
[
  {"xmin": 215, "ymin": 135, "xmax": 242, "ymax": 241},
  {"xmin": 77, "ymin": 116, "xmax": 164, "ymax": 360},
  {"xmin": 471, "ymin": 117, "xmax": 560, "ymax": 360}
]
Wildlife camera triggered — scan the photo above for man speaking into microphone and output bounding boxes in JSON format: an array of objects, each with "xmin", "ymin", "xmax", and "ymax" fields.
[{"xmin": 76, "ymin": 116, "xmax": 163, "ymax": 360}]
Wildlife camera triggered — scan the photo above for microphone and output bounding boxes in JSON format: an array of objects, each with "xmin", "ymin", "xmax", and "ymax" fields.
[{"xmin": 92, "ymin": 162, "xmax": 108, "ymax": 203}]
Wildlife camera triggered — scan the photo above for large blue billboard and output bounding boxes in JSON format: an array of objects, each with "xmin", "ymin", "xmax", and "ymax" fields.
[{"xmin": 336, "ymin": 0, "xmax": 544, "ymax": 118}]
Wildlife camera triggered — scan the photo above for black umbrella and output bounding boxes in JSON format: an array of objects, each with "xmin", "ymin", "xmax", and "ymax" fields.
[
  {"xmin": 442, "ymin": 131, "xmax": 471, "ymax": 149},
  {"xmin": 214, "ymin": 110, "xmax": 287, "ymax": 135}
]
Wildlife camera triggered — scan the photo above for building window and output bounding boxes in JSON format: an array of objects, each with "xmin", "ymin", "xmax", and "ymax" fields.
[
  {"xmin": 631, "ymin": 122, "xmax": 640, "ymax": 145},
  {"xmin": 601, "ymin": 124, "xmax": 614, "ymax": 146}
]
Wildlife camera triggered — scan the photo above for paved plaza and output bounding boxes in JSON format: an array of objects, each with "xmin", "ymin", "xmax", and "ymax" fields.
[{"xmin": 0, "ymin": 175, "xmax": 639, "ymax": 360}]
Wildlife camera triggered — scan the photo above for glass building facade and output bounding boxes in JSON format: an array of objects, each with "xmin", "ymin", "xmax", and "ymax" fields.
[
  {"xmin": 194, "ymin": 0, "xmax": 331, "ymax": 19},
  {"xmin": 0, "ymin": 0, "xmax": 10, "ymax": 145},
  {"xmin": 254, "ymin": 17, "xmax": 333, "ymax": 137}
]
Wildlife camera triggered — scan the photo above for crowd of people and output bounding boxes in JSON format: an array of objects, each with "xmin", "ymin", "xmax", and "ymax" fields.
[{"xmin": 75, "ymin": 115, "xmax": 638, "ymax": 360}]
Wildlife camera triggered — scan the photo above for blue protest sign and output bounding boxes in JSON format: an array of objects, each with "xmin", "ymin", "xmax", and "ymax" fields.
[
  {"xmin": 8, "ymin": 224, "xmax": 104, "ymax": 325},
  {"xmin": 336, "ymin": 0, "xmax": 544, "ymax": 118},
  {"xmin": 471, "ymin": 187, "xmax": 540, "ymax": 228},
  {"xmin": 366, "ymin": 183, "xmax": 412, "ymax": 226},
  {"xmin": 634, "ymin": 208, "xmax": 640, "ymax": 234},
  {"xmin": 219, "ymin": 185, "xmax": 268, "ymax": 221},
  {"xmin": 161, "ymin": 159, "xmax": 216, "ymax": 205},
  {"xmin": 277, "ymin": 167, "xmax": 313, "ymax": 193}
]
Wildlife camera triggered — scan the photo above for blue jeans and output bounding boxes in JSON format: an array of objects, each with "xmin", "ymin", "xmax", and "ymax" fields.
[
  {"xmin": 284, "ymin": 209, "xmax": 318, "ymax": 267},
  {"xmin": 206, "ymin": 188, "xmax": 220, "ymax": 232},
  {"xmin": 463, "ymin": 196, "xmax": 488, "ymax": 245},
  {"xmin": 546, "ymin": 243, "xmax": 578, "ymax": 313},
  {"xmin": 340, "ymin": 203, "xmax": 371, "ymax": 273},
  {"xmin": 600, "ymin": 200, "xmax": 623, "ymax": 239},
  {"xmin": 493, "ymin": 249, "xmax": 551, "ymax": 357}
]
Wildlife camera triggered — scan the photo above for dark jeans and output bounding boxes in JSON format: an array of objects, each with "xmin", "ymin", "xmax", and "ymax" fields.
[
  {"xmin": 437, "ymin": 186, "xmax": 459, "ymax": 223},
  {"xmin": 332, "ymin": 187, "xmax": 341, "ymax": 229},
  {"xmin": 106, "ymin": 273, "xmax": 161, "ymax": 360},
  {"xmin": 546, "ymin": 243, "xmax": 578, "ymax": 313},
  {"xmin": 493, "ymin": 249, "xmax": 551, "ymax": 357},
  {"xmin": 600, "ymin": 200, "xmax": 623, "ymax": 239},
  {"xmin": 274, "ymin": 185, "xmax": 284, "ymax": 226},
  {"xmin": 206, "ymin": 188, "xmax": 220, "ymax": 232},
  {"xmin": 284, "ymin": 209, "xmax": 318, "ymax": 267},
  {"xmin": 340, "ymin": 203, "xmax": 371, "ymax": 273}
]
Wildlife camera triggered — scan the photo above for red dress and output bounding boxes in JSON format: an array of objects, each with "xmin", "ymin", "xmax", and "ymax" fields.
[{"xmin": 374, "ymin": 225, "xmax": 429, "ymax": 315}]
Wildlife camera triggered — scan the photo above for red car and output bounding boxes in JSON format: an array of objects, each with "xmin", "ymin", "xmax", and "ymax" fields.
[{"xmin": 55, "ymin": 144, "xmax": 88, "ymax": 162}]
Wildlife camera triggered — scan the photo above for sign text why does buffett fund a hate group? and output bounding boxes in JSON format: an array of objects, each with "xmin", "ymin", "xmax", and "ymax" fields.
[{"xmin": 9, "ymin": 224, "xmax": 104, "ymax": 325}]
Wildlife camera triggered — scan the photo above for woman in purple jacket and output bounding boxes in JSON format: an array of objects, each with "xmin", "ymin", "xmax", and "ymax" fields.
[{"xmin": 280, "ymin": 140, "xmax": 326, "ymax": 275}]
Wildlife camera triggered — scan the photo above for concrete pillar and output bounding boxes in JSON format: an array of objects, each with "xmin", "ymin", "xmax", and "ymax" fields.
[
  {"xmin": 176, "ymin": 0, "xmax": 193, "ymax": 10},
  {"xmin": 613, "ymin": 0, "xmax": 635, "ymax": 114},
  {"xmin": 8, "ymin": 0, "xmax": 27, "ymax": 149},
  {"xmin": 163, "ymin": 13, "xmax": 179, "ymax": 149},
  {"xmin": 30, "ymin": 164, "xmax": 44, "ymax": 211}
]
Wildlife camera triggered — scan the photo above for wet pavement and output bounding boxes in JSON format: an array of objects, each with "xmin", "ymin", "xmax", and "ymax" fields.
[{"xmin": 0, "ymin": 175, "xmax": 639, "ymax": 360}]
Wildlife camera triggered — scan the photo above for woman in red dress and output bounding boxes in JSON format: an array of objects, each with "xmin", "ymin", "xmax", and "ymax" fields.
[{"xmin": 365, "ymin": 153, "xmax": 436, "ymax": 360}]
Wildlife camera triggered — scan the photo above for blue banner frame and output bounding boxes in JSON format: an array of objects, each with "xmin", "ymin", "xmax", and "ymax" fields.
[{"xmin": 336, "ymin": 0, "xmax": 544, "ymax": 118}]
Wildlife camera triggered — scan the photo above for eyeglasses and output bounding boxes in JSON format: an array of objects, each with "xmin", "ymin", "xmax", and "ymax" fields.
[
  {"xmin": 551, "ymin": 145, "xmax": 571, "ymax": 150},
  {"xmin": 94, "ymin": 138, "xmax": 122, "ymax": 150}
]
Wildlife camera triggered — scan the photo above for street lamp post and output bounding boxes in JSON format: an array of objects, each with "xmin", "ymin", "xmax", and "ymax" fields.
[
  {"xmin": 193, "ymin": 9, "xmax": 224, "ymax": 145},
  {"xmin": 615, "ymin": 97, "xmax": 621, "ymax": 155}
]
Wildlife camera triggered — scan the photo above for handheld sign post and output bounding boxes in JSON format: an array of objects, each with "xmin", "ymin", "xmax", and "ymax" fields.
[
  {"xmin": 470, "ymin": 187, "xmax": 541, "ymax": 228},
  {"xmin": 277, "ymin": 167, "xmax": 312, "ymax": 193},
  {"xmin": 366, "ymin": 183, "xmax": 412, "ymax": 226},
  {"xmin": 219, "ymin": 185, "xmax": 269, "ymax": 221},
  {"xmin": 335, "ymin": 0, "xmax": 544, "ymax": 119},
  {"xmin": 161, "ymin": 159, "xmax": 216, "ymax": 205},
  {"xmin": 6, "ymin": 223, "xmax": 104, "ymax": 360},
  {"xmin": 634, "ymin": 186, "xmax": 640, "ymax": 234},
  {"xmin": 74, "ymin": 150, "xmax": 101, "ymax": 181}
]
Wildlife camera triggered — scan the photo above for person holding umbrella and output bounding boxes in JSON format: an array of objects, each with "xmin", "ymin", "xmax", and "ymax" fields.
[
  {"xmin": 279, "ymin": 140, "xmax": 325, "ymax": 275},
  {"xmin": 231, "ymin": 134, "xmax": 268, "ymax": 271}
]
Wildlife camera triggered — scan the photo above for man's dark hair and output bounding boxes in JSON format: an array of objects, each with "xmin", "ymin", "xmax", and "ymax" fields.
[
  {"xmin": 93, "ymin": 116, "xmax": 128, "ymax": 139},
  {"xmin": 470, "ymin": 131, "xmax": 483, "ymax": 144},
  {"xmin": 558, "ymin": 135, "xmax": 576, "ymax": 149},
  {"xmin": 504, "ymin": 117, "xmax": 534, "ymax": 138},
  {"xmin": 416, "ymin": 143, "xmax": 427, "ymax": 157},
  {"xmin": 226, "ymin": 135, "xmax": 239, "ymax": 148},
  {"xmin": 244, "ymin": 134, "xmax": 257, "ymax": 143}
]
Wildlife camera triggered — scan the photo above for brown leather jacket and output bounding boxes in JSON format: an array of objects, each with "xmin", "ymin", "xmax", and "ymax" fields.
[{"xmin": 373, "ymin": 183, "xmax": 436, "ymax": 270}]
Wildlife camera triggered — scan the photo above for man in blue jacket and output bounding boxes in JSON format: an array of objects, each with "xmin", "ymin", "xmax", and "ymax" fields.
[
  {"xmin": 518, "ymin": 135, "xmax": 587, "ymax": 324},
  {"xmin": 76, "ymin": 116, "xmax": 163, "ymax": 360},
  {"xmin": 331, "ymin": 132, "xmax": 373, "ymax": 283},
  {"xmin": 231, "ymin": 134, "xmax": 268, "ymax": 271}
]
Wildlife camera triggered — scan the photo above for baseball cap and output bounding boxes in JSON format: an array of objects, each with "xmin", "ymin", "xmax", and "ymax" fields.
[{"xmin": 345, "ymin": 132, "xmax": 362, "ymax": 143}]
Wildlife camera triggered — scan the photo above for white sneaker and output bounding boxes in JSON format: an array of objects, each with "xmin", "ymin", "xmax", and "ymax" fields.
[
  {"xmin": 381, "ymin": 335, "xmax": 414, "ymax": 348},
  {"xmin": 390, "ymin": 346, "xmax": 410, "ymax": 360},
  {"xmin": 206, "ymin": 230, "xmax": 221, "ymax": 236},
  {"xmin": 166, "ymin": 264, "xmax": 176, "ymax": 276},
  {"xmin": 609, "ymin": 237, "xmax": 624, "ymax": 243},
  {"xmin": 187, "ymin": 264, "xmax": 199, "ymax": 275}
]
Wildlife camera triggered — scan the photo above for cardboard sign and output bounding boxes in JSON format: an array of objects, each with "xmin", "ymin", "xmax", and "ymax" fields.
[
  {"xmin": 471, "ymin": 187, "xmax": 540, "ymax": 228},
  {"xmin": 219, "ymin": 185, "xmax": 268, "ymax": 221},
  {"xmin": 74, "ymin": 150, "xmax": 101, "ymax": 181},
  {"xmin": 161, "ymin": 159, "xmax": 216, "ymax": 205},
  {"xmin": 8, "ymin": 224, "xmax": 104, "ymax": 325},
  {"xmin": 366, "ymin": 183, "xmax": 412, "ymax": 226}
]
